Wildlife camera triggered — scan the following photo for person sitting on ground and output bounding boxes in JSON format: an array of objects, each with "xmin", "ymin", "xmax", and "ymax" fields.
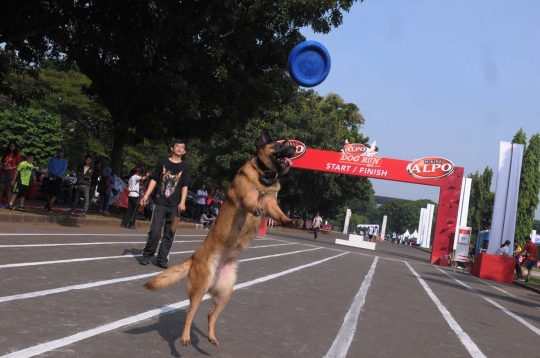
[
  {"xmin": 8, "ymin": 152, "xmax": 36, "ymax": 211},
  {"xmin": 495, "ymin": 240, "xmax": 511, "ymax": 256},
  {"xmin": 199, "ymin": 209, "xmax": 215, "ymax": 229},
  {"xmin": 514, "ymin": 236, "xmax": 538, "ymax": 282}
]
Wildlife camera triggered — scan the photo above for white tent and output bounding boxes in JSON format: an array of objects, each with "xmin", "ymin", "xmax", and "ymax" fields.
[
  {"xmin": 403, "ymin": 230, "xmax": 410, "ymax": 238},
  {"xmin": 410, "ymin": 229, "xmax": 418, "ymax": 238}
]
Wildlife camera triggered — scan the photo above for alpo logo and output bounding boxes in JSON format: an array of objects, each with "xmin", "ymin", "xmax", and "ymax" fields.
[
  {"xmin": 277, "ymin": 139, "xmax": 306, "ymax": 160},
  {"xmin": 343, "ymin": 143, "xmax": 367, "ymax": 155},
  {"xmin": 407, "ymin": 157, "xmax": 455, "ymax": 180}
]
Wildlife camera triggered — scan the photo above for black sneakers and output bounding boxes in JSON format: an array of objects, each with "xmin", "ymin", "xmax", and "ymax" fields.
[
  {"xmin": 156, "ymin": 261, "xmax": 169, "ymax": 269},
  {"xmin": 139, "ymin": 256, "xmax": 150, "ymax": 265}
]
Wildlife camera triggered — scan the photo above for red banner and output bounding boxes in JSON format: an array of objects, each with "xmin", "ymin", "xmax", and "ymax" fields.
[{"xmin": 290, "ymin": 148, "xmax": 465, "ymax": 264}]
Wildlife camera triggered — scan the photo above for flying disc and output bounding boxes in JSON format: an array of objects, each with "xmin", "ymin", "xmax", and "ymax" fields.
[{"xmin": 287, "ymin": 41, "xmax": 331, "ymax": 87}]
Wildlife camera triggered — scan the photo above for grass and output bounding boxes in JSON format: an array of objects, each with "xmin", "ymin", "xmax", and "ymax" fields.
[{"xmin": 522, "ymin": 276, "xmax": 540, "ymax": 290}]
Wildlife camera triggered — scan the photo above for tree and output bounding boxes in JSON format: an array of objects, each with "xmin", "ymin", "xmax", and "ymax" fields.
[
  {"xmin": 0, "ymin": 105, "xmax": 62, "ymax": 165},
  {"xmin": 183, "ymin": 89, "xmax": 373, "ymax": 225},
  {"xmin": 1, "ymin": 0, "xmax": 365, "ymax": 175},
  {"xmin": 515, "ymin": 132, "xmax": 540, "ymax": 245},
  {"xmin": 378, "ymin": 199, "xmax": 437, "ymax": 234},
  {"xmin": 467, "ymin": 167, "xmax": 494, "ymax": 239},
  {"xmin": 533, "ymin": 220, "xmax": 540, "ymax": 232}
]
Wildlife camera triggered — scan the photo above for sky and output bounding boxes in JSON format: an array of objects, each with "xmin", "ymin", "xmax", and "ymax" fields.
[{"xmin": 301, "ymin": 0, "xmax": 540, "ymax": 220}]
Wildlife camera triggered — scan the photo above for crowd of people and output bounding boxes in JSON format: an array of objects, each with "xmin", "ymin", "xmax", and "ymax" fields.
[{"xmin": 192, "ymin": 184, "xmax": 223, "ymax": 229}]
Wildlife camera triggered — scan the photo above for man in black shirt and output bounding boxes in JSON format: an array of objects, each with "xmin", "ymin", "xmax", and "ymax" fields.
[{"xmin": 140, "ymin": 139, "xmax": 190, "ymax": 269}]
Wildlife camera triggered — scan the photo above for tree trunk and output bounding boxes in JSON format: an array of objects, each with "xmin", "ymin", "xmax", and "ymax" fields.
[{"xmin": 110, "ymin": 128, "xmax": 128, "ymax": 176}]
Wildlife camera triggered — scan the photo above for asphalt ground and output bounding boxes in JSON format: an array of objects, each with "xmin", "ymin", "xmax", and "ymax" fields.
[{"xmin": 0, "ymin": 223, "xmax": 539, "ymax": 358}]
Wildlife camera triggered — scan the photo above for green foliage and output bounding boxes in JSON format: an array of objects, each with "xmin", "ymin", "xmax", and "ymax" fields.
[
  {"xmin": 378, "ymin": 199, "xmax": 437, "ymax": 234},
  {"xmin": 185, "ymin": 89, "xmax": 373, "ymax": 224},
  {"xmin": 467, "ymin": 167, "xmax": 494, "ymax": 240},
  {"xmin": 0, "ymin": 48, "xmax": 48, "ymax": 105},
  {"xmin": 1, "ymin": 0, "xmax": 365, "ymax": 175},
  {"xmin": 0, "ymin": 106, "xmax": 62, "ymax": 166},
  {"xmin": 512, "ymin": 128, "xmax": 527, "ymax": 145},
  {"xmin": 32, "ymin": 63, "xmax": 115, "ymax": 169},
  {"xmin": 347, "ymin": 196, "xmax": 380, "ymax": 223},
  {"xmin": 533, "ymin": 220, "xmax": 540, "ymax": 232},
  {"xmin": 349, "ymin": 213, "xmax": 369, "ymax": 227},
  {"xmin": 515, "ymin": 133, "xmax": 540, "ymax": 245}
]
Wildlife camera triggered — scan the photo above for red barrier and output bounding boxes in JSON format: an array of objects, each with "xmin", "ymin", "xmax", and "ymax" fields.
[{"xmin": 470, "ymin": 253, "xmax": 515, "ymax": 283}]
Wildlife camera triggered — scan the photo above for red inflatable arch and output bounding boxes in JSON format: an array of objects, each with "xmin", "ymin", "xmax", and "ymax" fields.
[{"xmin": 271, "ymin": 140, "xmax": 465, "ymax": 265}]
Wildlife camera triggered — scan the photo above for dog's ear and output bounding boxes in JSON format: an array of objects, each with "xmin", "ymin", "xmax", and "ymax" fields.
[
  {"xmin": 162, "ymin": 166, "xmax": 167, "ymax": 175},
  {"xmin": 260, "ymin": 129, "xmax": 272, "ymax": 147}
]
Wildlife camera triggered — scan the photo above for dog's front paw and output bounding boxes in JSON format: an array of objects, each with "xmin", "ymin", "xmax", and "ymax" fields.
[
  {"xmin": 180, "ymin": 335, "xmax": 191, "ymax": 347},
  {"xmin": 283, "ymin": 219, "xmax": 303, "ymax": 228},
  {"xmin": 253, "ymin": 207, "xmax": 264, "ymax": 217}
]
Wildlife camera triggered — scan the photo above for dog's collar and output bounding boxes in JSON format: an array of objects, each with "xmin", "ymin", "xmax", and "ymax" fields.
[{"xmin": 253, "ymin": 156, "xmax": 279, "ymax": 186}]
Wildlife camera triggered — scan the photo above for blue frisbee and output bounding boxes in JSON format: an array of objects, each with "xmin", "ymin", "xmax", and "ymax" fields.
[{"xmin": 287, "ymin": 41, "xmax": 331, "ymax": 87}]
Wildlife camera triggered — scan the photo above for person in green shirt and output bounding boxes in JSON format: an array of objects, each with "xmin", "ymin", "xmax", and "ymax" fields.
[{"xmin": 9, "ymin": 153, "xmax": 36, "ymax": 211}]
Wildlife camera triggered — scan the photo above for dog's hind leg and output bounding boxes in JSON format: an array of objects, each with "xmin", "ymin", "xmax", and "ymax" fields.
[
  {"xmin": 180, "ymin": 266, "xmax": 211, "ymax": 347},
  {"xmin": 207, "ymin": 259, "xmax": 237, "ymax": 346}
]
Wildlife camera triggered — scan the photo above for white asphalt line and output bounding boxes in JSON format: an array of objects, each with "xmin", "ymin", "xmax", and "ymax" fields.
[
  {"xmin": 324, "ymin": 257, "xmax": 378, "ymax": 358},
  {"xmin": 0, "ymin": 247, "xmax": 323, "ymax": 304},
  {"xmin": 405, "ymin": 262, "xmax": 486, "ymax": 358},
  {"xmin": 469, "ymin": 275, "xmax": 516, "ymax": 298},
  {"xmin": 0, "ymin": 241, "xmax": 201, "ymax": 248},
  {"xmin": 240, "ymin": 247, "xmax": 322, "ymax": 262},
  {"xmin": 484, "ymin": 298, "xmax": 540, "ymax": 335},
  {"xmin": 436, "ymin": 268, "xmax": 540, "ymax": 336},
  {"xmin": 0, "ymin": 252, "xmax": 348, "ymax": 358},
  {"xmin": 0, "ymin": 243, "xmax": 297, "ymax": 269}
]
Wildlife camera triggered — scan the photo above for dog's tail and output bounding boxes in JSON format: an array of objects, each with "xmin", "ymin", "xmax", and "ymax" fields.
[{"xmin": 144, "ymin": 256, "xmax": 193, "ymax": 291}]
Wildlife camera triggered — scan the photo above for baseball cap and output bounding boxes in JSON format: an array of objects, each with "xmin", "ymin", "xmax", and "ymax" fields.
[
  {"xmin": 57, "ymin": 148, "xmax": 65, "ymax": 152},
  {"xmin": 134, "ymin": 167, "xmax": 142, "ymax": 172}
]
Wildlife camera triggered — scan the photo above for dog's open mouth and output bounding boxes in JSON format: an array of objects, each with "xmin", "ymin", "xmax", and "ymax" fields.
[{"xmin": 276, "ymin": 156, "xmax": 292, "ymax": 166}]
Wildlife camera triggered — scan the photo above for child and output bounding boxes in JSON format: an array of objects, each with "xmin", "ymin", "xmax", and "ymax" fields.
[{"xmin": 9, "ymin": 153, "xmax": 36, "ymax": 210}]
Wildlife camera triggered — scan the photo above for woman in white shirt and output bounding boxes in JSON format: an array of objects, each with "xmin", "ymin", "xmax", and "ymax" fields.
[{"xmin": 495, "ymin": 240, "xmax": 511, "ymax": 256}]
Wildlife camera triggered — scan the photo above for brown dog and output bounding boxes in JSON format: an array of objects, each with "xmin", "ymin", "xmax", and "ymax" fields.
[{"xmin": 144, "ymin": 129, "xmax": 303, "ymax": 347}]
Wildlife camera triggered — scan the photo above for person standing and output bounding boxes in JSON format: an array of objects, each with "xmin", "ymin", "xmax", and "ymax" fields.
[
  {"xmin": 372, "ymin": 226, "xmax": 379, "ymax": 242},
  {"xmin": 89, "ymin": 160, "xmax": 102, "ymax": 204},
  {"xmin": 70, "ymin": 155, "xmax": 94, "ymax": 218},
  {"xmin": 140, "ymin": 139, "xmax": 190, "ymax": 269},
  {"xmin": 392, "ymin": 231, "xmax": 397, "ymax": 244},
  {"xmin": 97, "ymin": 166, "xmax": 113, "ymax": 215},
  {"xmin": 210, "ymin": 188, "xmax": 222, "ymax": 215},
  {"xmin": 311, "ymin": 212, "xmax": 323, "ymax": 240},
  {"xmin": 121, "ymin": 167, "xmax": 149, "ymax": 229},
  {"xmin": 43, "ymin": 148, "xmax": 68, "ymax": 212},
  {"xmin": 0, "ymin": 142, "xmax": 22, "ymax": 205},
  {"xmin": 515, "ymin": 236, "xmax": 538, "ymax": 282},
  {"xmin": 8, "ymin": 152, "xmax": 36, "ymax": 210},
  {"xmin": 193, "ymin": 184, "xmax": 208, "ymax": 221}
]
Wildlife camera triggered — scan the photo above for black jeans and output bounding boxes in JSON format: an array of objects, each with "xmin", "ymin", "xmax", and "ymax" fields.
[
  {"xmin": 122, "ymin": 196, "xmax": 139, "ymax": 227},
  {"xmin": 142, "ymin": 204, "xmax": 178, "ymax": 263},
  {"xmin": 194, "ymin": 203, "xmax": 205, "ymax": 220},
  {"xmin": 314, "ymin": 227, "xmax": 320, "ymax": 239}
]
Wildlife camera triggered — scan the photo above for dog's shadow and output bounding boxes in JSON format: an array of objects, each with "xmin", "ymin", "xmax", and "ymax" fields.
[{"xmin": 124, "ymin": 308, "xmax": 211, "ymax": 357}]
